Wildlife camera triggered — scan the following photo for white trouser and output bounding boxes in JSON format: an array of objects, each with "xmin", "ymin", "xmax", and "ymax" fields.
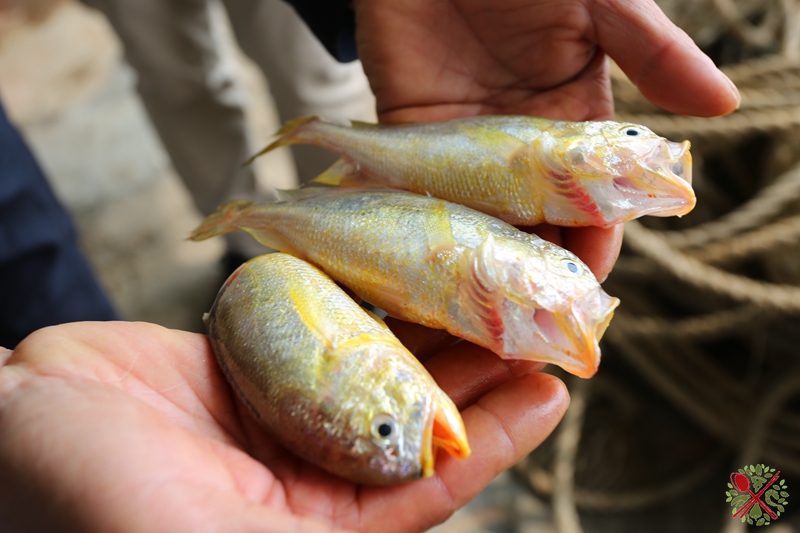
[{"xmin": 81, "ymin": 0, "xmax": 375, "ymax": 255}]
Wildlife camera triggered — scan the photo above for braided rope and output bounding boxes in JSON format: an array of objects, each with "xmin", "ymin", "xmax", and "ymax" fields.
[
  {"xmin": 656, "ymin": 161, "xmax": 800, "ymax": 247},
  {"xmin": 515, "ymin": 6, "xmax": 800, "ymax": 532},
  {"xmin": 709, "ymin": 0, "xmax": 782, "ymax": 47},
  {"xmin": 692, "ymin": 212, "xmax": 800, "ymax": 262},
  {"xmin": 624, "ymin": 221, "xmax": 800, "ymax": 311},
  {"xmin": 616, "ymin": 106, "xmax": 800, "ymax": 141},
  {"xmin": 612, "ymin": 305, "xmax": 769, "ymax": 339}
]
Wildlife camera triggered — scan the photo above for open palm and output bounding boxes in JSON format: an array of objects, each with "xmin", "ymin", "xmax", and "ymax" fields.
[{"xmin": 0, "ymin": 321, "xmax": 567, "ymax": 533}]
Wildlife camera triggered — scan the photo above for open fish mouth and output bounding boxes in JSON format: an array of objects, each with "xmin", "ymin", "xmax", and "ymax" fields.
[
  {"xmin": 420, "ymin": 391, "xmax": 470, "ymax": 478},
  {"xmin": 662, "ymin": 140, "xmax": 692, "ymax": 185},
  {"xmin": 522, "ymin": 289, "xmax": 619, "ymax": 378},
  {"xmin": 615, "ymin": 140, "xmax": 695, "ymax": 218}
]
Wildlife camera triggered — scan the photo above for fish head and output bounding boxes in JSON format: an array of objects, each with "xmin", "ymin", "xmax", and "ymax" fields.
[
  {"xmin": 462, "ymin": 235, "xmax": 619, "ymax": 377},
  {"xmin": 341, "ymin": 340, "xmax": 469, "ymax": 485},
  {"xmin": 542, "ymin": 122, "xmax": 694, "ymax": 226}
]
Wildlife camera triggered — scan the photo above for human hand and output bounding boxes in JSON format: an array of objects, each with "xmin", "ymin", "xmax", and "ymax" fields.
[
  {"xmin": 0, "ymin": 321, "xmax": 567, "ymax": 533},
  {"xmin": 353, "ymin": 0, "xmax": 740, "ymax": 280}
]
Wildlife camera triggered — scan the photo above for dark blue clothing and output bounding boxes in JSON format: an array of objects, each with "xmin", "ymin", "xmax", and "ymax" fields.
[
  {"xmin": 0, "ymin": 100, "xmax": 118, "ymax": 348},
  {"xmin": 284, "ymin": 0, "xmax": 357, "ymax": 62}
]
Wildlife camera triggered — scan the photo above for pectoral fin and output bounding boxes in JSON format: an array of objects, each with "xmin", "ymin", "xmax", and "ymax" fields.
[
  {"xmin": 424, "ymin": 200, "xmax": 457, "ymax": 260},
  {"xmin": 455, "ymin": 123, "xmax": 528, "ymax": 164}
]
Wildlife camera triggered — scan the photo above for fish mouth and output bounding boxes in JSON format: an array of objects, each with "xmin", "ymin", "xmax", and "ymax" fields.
[
  {"xmin": 522, "ymin": 288, "xmax": 619, "ymax": 378},
  {"xmin": 420, "ymin": 391, "xmax": 470, "ymax": 478},
  {"xmin": 624, "ymin": 139, "xmax": 695, "ymax": 218},
  {"xmin": 613, "ymin": 141, "xmax": 697, "ymax": 222}
]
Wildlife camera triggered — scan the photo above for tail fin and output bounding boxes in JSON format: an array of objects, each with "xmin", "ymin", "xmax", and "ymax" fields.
[
  {"xmin": 189, "ymin": 200, "xmax": 256, "ymax": 241},
  {"xmin": 243, "ymin": 115, "xmax": 320, "ymax": 166}
]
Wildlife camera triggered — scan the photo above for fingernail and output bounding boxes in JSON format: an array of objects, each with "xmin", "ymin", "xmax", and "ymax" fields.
[{"xmin": 724, "ymin": 73, "xmax": 741, "ymax": 110}]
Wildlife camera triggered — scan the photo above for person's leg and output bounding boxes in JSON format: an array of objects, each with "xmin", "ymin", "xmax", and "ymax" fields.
[
  {"xmin": 81, "ymin": 0, "xmax": 269, "ymax": 257},
  {"xmin": 0, "ymin": 99, "xmax": 118, "ymax": 348},
  {"xmin": 224, "ymin": 0, "xmax": 376, "ymax": 183}
]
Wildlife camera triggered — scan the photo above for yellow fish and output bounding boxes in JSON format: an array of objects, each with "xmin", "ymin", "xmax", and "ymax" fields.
[
  {"xmin": 192, "ymin": 189, "xmax": 620, "ymax": 378},
  {"xmin": 206, "ymin": 253, "xmax": 469, "ymax": 485},
  {"xmin": 246, "ymin": 115, "xmax": 694, "ymax": 228}
]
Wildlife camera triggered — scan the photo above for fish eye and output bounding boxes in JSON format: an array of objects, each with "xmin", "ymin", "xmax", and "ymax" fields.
[
  {"xmin": 371, "ymin": 414, "xmax": 398, "ymax": 443},
  {"xmin": 562, "ymin": 259, "xmax": 581, "ymax": 275},
  {"xmin": 623, "ymin": 127, "xmax": 641, "ymax": 137}
]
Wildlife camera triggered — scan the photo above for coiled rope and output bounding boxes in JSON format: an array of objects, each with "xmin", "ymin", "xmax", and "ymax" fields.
[{"xmin": 515, "ymin": 1, "xmax": 800, "ymax": 531}]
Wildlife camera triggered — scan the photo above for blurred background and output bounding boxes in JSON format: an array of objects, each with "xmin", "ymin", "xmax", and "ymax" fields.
[{"xmin": 2, "ymin": 0, "xmax": 800, "ymax": 531}]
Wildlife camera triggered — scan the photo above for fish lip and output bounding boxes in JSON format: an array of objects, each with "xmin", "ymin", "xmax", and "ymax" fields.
[
  {"xmin": 419, "ymin": 392, "xmax": 470, "ymax": 478},
  {"xmin": 420, "ymin": 398, "xmax": 436, "ymax": 478},
  {"xmin": 614, "ymin": 140, "xmax": 695, "ymax": 218},
  {"xmin": 572, "ymin": 288, "xmax": 619, "ymax": 374}
]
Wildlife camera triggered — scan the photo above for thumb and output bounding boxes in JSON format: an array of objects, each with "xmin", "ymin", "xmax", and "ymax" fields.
[{"xmin": 591, "ymin": 0, "xmax": 740, "ymax": 116}]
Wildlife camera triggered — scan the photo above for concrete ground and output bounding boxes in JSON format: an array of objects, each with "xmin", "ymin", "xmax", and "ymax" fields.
[{"xmin": 0, "ymin": 0, "xmax": 296, "ymax": 332}]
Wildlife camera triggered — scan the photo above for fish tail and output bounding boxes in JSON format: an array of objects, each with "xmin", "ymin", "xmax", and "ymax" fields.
[
  {"xmin": 243, "ymin": 115, "xmax": 322, "ymax": 166},
  {"xmin": 189, "ymin": 200, "xmax": 257, "ymax": 241}
]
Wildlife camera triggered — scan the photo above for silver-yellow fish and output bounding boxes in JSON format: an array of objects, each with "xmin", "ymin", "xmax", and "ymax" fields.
[
  {"xmin": 192, "ymin": 189, "xmax": 620, "ymax": 378},
  {"xmin": 206, "ymin": 253, "xmax": 469, "ymax": 485},
  {"xmin": 245, "ymin": 115, "xmax": 694, "ymax": 228}
]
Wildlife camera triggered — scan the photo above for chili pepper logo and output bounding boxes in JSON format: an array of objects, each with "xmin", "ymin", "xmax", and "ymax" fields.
[{"xmin": 726, "ymin": 464, "xmax": 789, "ymax": 526}]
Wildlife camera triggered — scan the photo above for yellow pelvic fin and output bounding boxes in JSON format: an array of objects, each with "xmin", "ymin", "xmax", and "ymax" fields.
[
  {"xmin": 243, "ymin": 115, "xmax": 320, "ymax": 166},
  {"xmin": 276, "ymin": 186, "xmax": 346, "ymax": 202},
  {"xmin": 310, "ymin": 159, "xmax": 381, "ymax": 188},
  {"xmin": 362, "ymin": 307, "xmax": 388, "ymax": 327},
  {"xmin": 349, "ymin": 119, "xmax": 377, "ymax": 128},
  {"xmin": 189, "ymin": 200, "xmax": 256, "ymax": 241}
]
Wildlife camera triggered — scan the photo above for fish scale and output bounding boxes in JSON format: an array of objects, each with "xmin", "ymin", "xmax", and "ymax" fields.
[
  {"xmin": 247, "ymin": 114, "xmax": 694, "ymax": 228},
  {"xmin": 205, "ymin": 253, "xmax": 469, "ymax": 485},
  {"xmin": 191, "ymin": 189, "xmax": 620, "ymax": 378}
]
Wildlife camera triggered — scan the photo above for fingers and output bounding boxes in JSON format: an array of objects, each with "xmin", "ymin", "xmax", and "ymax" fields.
[
  {"xmin": 519, "ymin": 223, "xmax": 563, "ymax": 247},
  {"xmin": 7, "ymin": 322, "xmax": 246, "ymax": 445},
  {"xmin": 513, "ymin": 47, "xmax": 616, "ymax": 122},
  {"xmin": 384, "ymin": 318, "xmax": 461, "ymax": 362},
  {"xmin": 358, "ymin": 373, "xmax": 569, "ymax": 533},
  {"xmin": 520, "ymin": 224, "xmax": 623, "ymax": 282},
  {"xmin": 591, "ymin": 0, "xmax": 740, "ymax": 116},
  {"xmin": 422, "ymin": 341, "xmax": 546, "ymax": 409}
]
